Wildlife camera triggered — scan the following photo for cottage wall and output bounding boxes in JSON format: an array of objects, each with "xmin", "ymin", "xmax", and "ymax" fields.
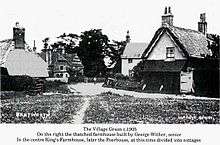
[
  {"xmin": 147, "ymin": 32, "xmax": 186, "ymax": 60},
  {"xmin": 122, "ymin": 58, "xmax": 142, "ymax": 76},
  {"xmin": 142, "ymin": 72, "xmax": 180, "ymax": 94}
]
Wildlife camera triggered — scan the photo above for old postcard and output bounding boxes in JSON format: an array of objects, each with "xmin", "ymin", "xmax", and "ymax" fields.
[{"xmin": 0, "ymin": 0, "xmax": 219, "ymax": 144}]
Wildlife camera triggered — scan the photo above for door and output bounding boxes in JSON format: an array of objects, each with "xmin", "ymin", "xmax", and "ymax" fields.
[{"xmin": 180, "ymin": 71, "xmax": 193, "ymax": 93}]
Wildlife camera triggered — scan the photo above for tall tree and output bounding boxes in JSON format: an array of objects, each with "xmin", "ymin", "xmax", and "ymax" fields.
[
  {"xmin": 51, "ymin": 33, "xmax": 79, "ymax": 54},
  {"xmin": 106, "ymin": 40, "xmax": 126, "ymax": 65},
  {"xmin": 77, "ymin": 29, "xmax": 109, "ymax": 77}
]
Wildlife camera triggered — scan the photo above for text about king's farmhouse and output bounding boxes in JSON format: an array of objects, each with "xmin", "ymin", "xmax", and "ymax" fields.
[{"xmin": 16, "ymin": 126, "xmax": 201, "ymax": 143}]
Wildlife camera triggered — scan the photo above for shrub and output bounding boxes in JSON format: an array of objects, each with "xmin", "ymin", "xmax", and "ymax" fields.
[
  {"xmin": 1, "ymin": 75, "xmax": 35, "ymax": 91},
  {"xmin": 114, "ymin": 73, "xmax": 128, "ymax": 80}
]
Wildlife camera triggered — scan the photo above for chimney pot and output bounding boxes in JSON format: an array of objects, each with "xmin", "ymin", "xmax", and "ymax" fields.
[
  {"xmin": 165, "ymin": 7, "xmax": 167, "ymax": 14},
  {"xmin": 168, "ymin": 7, "xmax": 171, "ymax": 13},
  {"xmin": 162, "ymin": 7, "xmax": 174, "ymax": 27}
]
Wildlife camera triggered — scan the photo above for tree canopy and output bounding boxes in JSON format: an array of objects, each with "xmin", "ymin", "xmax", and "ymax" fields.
[
  {"xmin": 42, "ymin": 29, "xmax": 126, "ymax": 77},
  {"xmin": 51, "ymin": 33, "xmax": 79, "ymax": 54},
  {"xmin": 77, "ymin": 29, "xmax": 110, "ymax": 77}
]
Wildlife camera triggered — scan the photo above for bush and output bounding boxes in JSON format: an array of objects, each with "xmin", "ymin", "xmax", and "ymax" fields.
[
  {"xmin": 1, "ymin": 75, "xmax": 35, "ymax": 91},
  {"xmin": 114, "ymin": 73, "xmax": 129, "ymax": 80}
]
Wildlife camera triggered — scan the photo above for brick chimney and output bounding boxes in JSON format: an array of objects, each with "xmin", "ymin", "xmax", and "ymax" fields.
[
  {"xmin": 198, "ymin": 13, "xmax": 207, "ymax": 35},
  {"xmin": 162, "ymin": 7, "xmax": 174, "ymax": 27},
  {"xmin": 13, "ymin": 22, "xmax": 25, "ymax": 49}
]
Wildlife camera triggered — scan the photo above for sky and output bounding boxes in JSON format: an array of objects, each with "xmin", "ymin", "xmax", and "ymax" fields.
[{"xmin": 0, "ymin": 0, "xmax": 219, "ymax": 52}]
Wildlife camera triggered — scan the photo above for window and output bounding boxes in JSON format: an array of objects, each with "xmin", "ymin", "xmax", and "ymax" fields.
[
  {"xmin": 60, "ymin": 66, "xmax": 64, "ymax": 70},
  {"xmin": 128, "ymin": 58, "xmax": 133, "ymax": 63},
  {"xmin": 129, "ymin": 69, "xmax": 134, "ymax": 77},
  {"xmin": 166, "ymin": 47, "xmax": 175, "ymax": 59}
]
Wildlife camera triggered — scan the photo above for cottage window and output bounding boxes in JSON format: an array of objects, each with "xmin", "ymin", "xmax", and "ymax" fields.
[
  {"xmin": 60, "ymin": 66, "xmax": 64, "ymax": 70},
  {"xmin": 128, "ymin": 58, "xmax": 133, "ymax": 63},
  {"xmin": 166, "ymin": 47, "xmax": 175, "ymax": 59}
]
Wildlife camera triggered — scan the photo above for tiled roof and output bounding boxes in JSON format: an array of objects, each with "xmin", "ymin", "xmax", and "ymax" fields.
[
  {"xmin": 65, "ymin": 53, "xmax": 84, "ymax": 68},
  {"xmin": 143, "ymin": 26, "xmax": 211, "ymax": 58},
  {"xmin": 122, "ymin": 43, "xmax": 148, "ymax": 58}
]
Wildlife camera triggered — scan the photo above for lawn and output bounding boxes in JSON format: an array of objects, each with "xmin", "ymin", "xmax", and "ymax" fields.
[
  {"xmin": 1, "ymin": 94, "xmax": 83, "ymax": 123},
  {"xmin": 84, "ymin": 92, "xmax": 220, "ymax": 124}
]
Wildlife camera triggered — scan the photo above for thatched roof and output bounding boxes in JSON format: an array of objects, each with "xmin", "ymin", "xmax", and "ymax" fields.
[
  {"xmin": 0, "ymin": 39, "xmax": 48, "ymax": 77},
  {"xmin": 143, "ymin": 26, "xmax": 211, "ymax": 58}
]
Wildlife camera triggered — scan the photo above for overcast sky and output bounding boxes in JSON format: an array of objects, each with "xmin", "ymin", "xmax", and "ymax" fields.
[{"xmin": 0, "ymin": 0, "xmax": 219, "ymax": 52}]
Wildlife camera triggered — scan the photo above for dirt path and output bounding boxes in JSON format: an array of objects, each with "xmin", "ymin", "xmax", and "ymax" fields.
[
  {"xmin": 68, "ymin": 83, "xmax": 220, "ymax": 101},
  {"xmin": 71, "ymin": 96, "xmax": 90, "ymax": 124}
]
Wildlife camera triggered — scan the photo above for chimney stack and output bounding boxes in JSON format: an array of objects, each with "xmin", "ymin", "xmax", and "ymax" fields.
[
  {"xmin": 162, "ymin": 7, "xmax": 174, "ymax": 27},
  {"xmin": 198, "ymin": 13, "xmax": 207, "ymax": 35},
  {"xmin": 13, "ymin": 22, "xmax": 25, "ymax": 49}
]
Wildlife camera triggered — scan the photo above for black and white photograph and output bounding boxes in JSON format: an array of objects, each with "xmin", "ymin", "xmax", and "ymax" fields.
[{"xmin": 0, "ymin": 0, "xmax": 219, "ymax": 144}]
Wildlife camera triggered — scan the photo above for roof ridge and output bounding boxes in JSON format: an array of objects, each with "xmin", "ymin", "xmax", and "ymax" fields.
[{"xmin": 170, "ymin": 25, "xmax": 204, "ymax": 35}]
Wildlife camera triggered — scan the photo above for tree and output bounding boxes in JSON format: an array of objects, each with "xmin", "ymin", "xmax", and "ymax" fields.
[
  {"xmin": 208, "ymin": 34, "xmax": 220, "ymax": 59},
  {"xmin": 77, "ymin": 29, "xmax": 110, "ymax": 77},
  {"xmin": 42, "ymin": 37, "xmax": 50, "ymax": 50},
  {"xmin": 106, "ymin": 40, "xmax": 126, "ymax": 66},
  {"xmin": 51, "ymin": 33, "xmax": 79, "ymax": 54}
]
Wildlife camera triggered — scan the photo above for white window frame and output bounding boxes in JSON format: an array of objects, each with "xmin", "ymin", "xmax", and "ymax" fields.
[{"xmin": 166, "ymin": 47, "xmax": 175, "ymax": 59}]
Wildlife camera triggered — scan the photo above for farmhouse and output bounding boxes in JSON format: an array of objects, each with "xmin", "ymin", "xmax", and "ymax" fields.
[
  {"xmin": 121, "ymin": 31, "xmax": 148, "ymax": 76},
  {"xmin": 41, "ymin": 44, "xmax": 84, "ymax": 83},
  {"xmin": 135, "ymin": 7, "xmax": 219, "ymax": 96}
]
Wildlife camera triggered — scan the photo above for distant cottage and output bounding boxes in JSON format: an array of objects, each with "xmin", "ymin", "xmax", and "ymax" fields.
[
  {"xmin": 121, "ymin": 31, "xmax": 148, "ymax": 76},
  {"xmin": 133, "ymin": 7, "xmax": 219, "ymax": 97},
  {"xmin": 40, "ymin": 44, "xmax": 84, "ymax": 83}
]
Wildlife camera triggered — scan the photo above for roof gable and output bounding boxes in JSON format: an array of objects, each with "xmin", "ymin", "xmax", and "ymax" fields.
[
  {"xmin": 147, "ymin": 31, "xmax": 186, "ymax": 60},
  {"xmin": 142, "ymin": 26, "xmax": 211, "ymax": 58}
]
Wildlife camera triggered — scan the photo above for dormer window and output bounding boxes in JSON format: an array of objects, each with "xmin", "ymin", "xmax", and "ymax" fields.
[{"xmin": 166, "ymin": 47, "xmax": 175, "ymax": 59}]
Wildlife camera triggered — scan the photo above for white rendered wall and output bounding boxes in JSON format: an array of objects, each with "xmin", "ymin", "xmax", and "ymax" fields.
[
  {"xmin": 121, "ymin": 59, "xmax": 142, "ymax": 76},
  {"xmin": 147, "ymin": 32, "xmax": 186, "ymax": 60}
]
